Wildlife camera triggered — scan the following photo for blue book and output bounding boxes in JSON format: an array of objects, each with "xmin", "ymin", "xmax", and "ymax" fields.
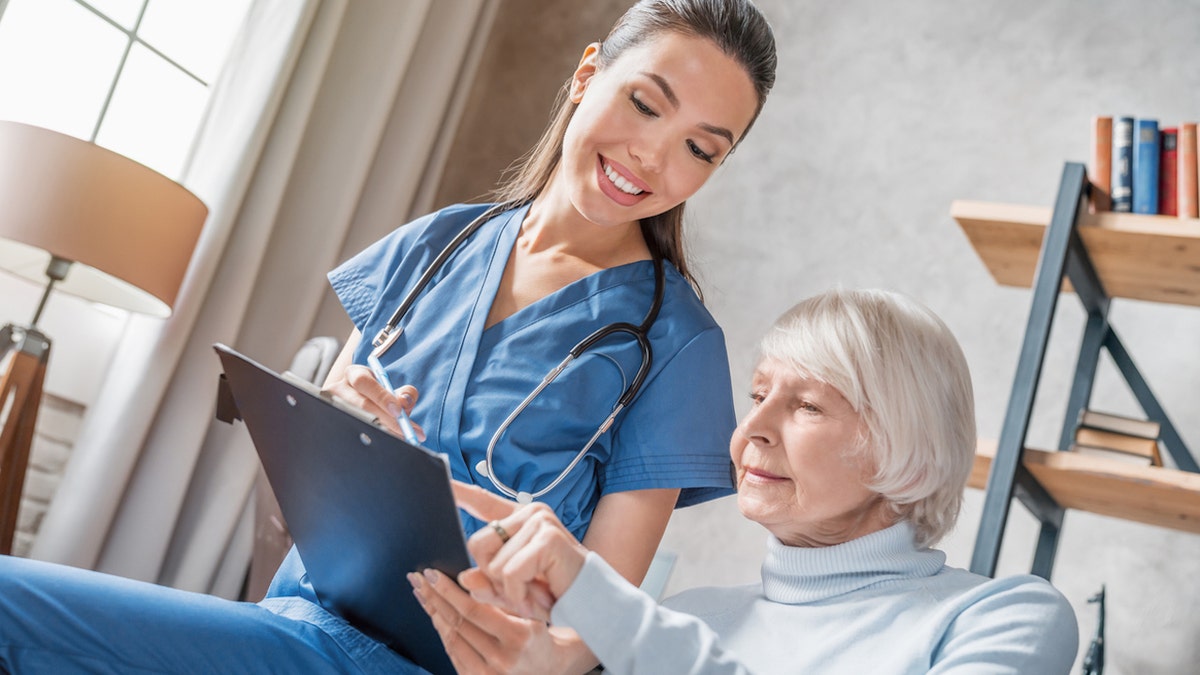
[
  {"xmin": 1133, "ymin": 119, "xmax": 1160, "ymax": 214},
  {"xmin": 1110, "ymin": 116, "xmax": 1134, "ymax": 212}
]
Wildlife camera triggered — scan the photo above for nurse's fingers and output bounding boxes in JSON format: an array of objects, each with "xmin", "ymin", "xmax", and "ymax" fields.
[
  {"xmin": 411, "ymin": 572, "xmax": 496, "ymax": 674},
  {"xmin": 393, "ymin": 384, "xmax": 419, "ymax": 412},
  {"xmin": 343, "ymin": 365, "xmax": 420, "ymax": 411},
  {"xmin": 338, "ymin": 367, "xmax": 426, "ymax": 440},
  {"xmin": 415, "ymin": 569, "xmax": 554, "ymax": 657},
  {"xmin": 339, "ymin": 365, "xmax": 396, "ymax": 417}
]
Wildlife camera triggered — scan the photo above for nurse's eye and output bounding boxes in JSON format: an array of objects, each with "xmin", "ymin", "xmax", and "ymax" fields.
[
  {"xmin": 630, "ymin": 93, "xmax": 657, "ymax": 117},
  {"xmin": 687, "ymin": 140, "xmax": 715, "ymax": 164}
]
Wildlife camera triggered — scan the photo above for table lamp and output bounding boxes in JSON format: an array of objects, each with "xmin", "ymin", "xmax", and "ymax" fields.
[{"xmin": 0, "ymin": 120, "xmax": 208, "ymax": 555}]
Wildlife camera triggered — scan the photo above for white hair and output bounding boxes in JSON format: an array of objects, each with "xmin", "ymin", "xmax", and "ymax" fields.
[{"xmin": 757, "ymin": 289, "xmax": 975, "ymax": 548}]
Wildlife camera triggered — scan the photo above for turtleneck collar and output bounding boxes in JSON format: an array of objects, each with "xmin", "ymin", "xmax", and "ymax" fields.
[{"xmin": 760, "ymin": 521, "xmax": 946, "ymax": 604}]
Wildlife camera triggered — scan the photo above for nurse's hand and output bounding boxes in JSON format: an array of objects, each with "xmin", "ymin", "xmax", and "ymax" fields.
[
  {"xmin": 322, "ymin": 365, "xmax": 426, "ymax": 441},
  {"xmin": 411, "ymin": 568, "xmax": 581, "ymax": 675}
]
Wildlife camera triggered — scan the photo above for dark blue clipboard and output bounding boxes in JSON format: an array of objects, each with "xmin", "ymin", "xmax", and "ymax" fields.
[{"xmin": 214, "ymin": 343, "xmax": 468, "ymax": 675}]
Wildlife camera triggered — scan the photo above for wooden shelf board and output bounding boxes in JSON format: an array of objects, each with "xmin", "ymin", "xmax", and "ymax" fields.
[
  {"xmin": 969, "ymin": 439, "xmax": 1200, "ymax": 535},
  {"xmin": 951, "ymin": 200, "xmax": 1200, "ymax": 307}
]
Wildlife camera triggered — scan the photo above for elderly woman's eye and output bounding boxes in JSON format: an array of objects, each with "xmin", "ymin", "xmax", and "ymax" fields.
[{"xmin": 748, "ymin": 391, "xmax": 765, "ymax": 405}]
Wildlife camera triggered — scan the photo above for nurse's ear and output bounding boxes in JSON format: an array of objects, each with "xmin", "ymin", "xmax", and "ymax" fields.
[{"xmin": 569, "ymin": 42, "xmax": 601, "ymax": 104}]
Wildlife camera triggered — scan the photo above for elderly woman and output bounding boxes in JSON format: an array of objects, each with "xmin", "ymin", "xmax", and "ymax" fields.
[{"xmin": 411, "ymin": 288, "xmax": 1079, "ymax": 674}]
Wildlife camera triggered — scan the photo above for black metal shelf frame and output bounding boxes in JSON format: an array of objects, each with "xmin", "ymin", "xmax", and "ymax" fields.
[{"xmin": 969, "ymin": 162, "xmax": 1198, "ymax": 580}]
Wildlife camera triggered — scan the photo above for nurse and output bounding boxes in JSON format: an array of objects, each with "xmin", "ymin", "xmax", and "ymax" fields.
[{"xmin": 0, "ymin": 0, "xmax": 777, "ymax": 673}]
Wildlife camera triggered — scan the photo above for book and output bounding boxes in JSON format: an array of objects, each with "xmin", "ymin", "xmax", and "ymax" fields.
[
  {"xmin": 1110, "ymin": 116, "xmax": 1134, "ymax": 212},
  {"xmin": 1180, "ymin": 122, "xmax": 1199, "ymax": 218},
  {"xmin": 1077, "ymin": 408, "xmax": 1161, "ymax": 439},
  {"xmin": 1075, "ymin": 427, "xmax": 1162, "ymax": 466},
  {"xmin": 1070, "ymin": 443, "xmax": 1159, "ymax": 466},
  {"xmin": 1158, "ymin": 127, "xmax": 1178, "ymax": 216},
  {"xmin": 1132, "ymin": 119, "xmax": 1159, "ymax": 214},
  {"xmin": 1090, "ymin": 116, "xmax": 1112, "ymax": 212}
]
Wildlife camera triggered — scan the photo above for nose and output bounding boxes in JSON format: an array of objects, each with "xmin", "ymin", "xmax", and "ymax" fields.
[
  {"xmin": 629, "ymin": 130, "xmax": 667, "ymax": 173},
  {"xmin": 738, "ymin": 398, "xmax": 779, "ymax": 449}
]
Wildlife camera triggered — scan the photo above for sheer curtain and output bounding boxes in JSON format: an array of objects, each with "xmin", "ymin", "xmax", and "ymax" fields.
[{"xmin": 31, "ymin": 0, "xmax": 496, "ymax": 596}]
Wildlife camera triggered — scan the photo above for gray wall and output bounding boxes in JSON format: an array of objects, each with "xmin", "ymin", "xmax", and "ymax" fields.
[{"xmin": 440, "ymin": 1, "xmax": 1200, "ymax": 672}]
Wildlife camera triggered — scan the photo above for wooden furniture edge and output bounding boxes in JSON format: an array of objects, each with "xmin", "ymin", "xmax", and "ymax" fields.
[
  {"xmin": 969, "ymin": 440, "xmax": 1200, "ymax": 535},
  {"xmin": 951, "ymin": 200, "xmax": 1200, "ymax": 235},
  {"xmin": 951, "ymin": 200, "xmax": 1200, "ymax": 306}
]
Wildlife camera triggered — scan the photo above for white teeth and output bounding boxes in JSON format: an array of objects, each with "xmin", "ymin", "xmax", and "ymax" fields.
[{"xmin": 603, "ymin": 162, "xmax": 643, "ymax": 195}]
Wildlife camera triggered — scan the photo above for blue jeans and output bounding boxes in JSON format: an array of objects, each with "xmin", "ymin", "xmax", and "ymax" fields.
[{"xmin": 0, "ymin": 554, "xmax": 424, "ymax": 674}]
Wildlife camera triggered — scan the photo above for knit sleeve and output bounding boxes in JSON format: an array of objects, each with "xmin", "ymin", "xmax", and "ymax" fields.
[
  {"xmin": 551, "ymin": 552, "xmax": 751, "ymax": 675},
  {"xmin": 929, "ymin": 574, "xmax": 1079, "ymax": 674}
]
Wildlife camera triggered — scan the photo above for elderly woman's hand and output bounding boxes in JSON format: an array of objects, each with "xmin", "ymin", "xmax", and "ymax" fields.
[
  {"xmin": 408, "ymin": 481, "xmax": 594, "ymax": 673},
  {"xmin": 446, "ymin": 480, "xmax": 590, "ymax": 621},
  {"xmin": 410, "ymin": 568, "xmax": 576, "ymax": 675}
]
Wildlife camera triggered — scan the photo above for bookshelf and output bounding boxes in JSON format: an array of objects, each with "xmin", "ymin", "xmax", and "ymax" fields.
[
  {"xmin": 953, "ymin": 162, "xmax": 1200, "ymax": 579},
  {"xmin": 969, "ymin": 440, "xmax": 1200, "ymax": 535}
]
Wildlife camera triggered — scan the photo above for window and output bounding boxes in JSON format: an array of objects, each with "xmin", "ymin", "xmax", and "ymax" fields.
[
  {"xmin": 0, "ymin": 0, "xmax": 252, "ymax": 179},
  {"xmin": 0, "ymin": 0, "xmax": 255, "ymax": 408}
]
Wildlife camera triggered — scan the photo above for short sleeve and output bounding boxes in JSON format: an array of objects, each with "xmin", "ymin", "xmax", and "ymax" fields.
[
  {"xmin": 326, "ymin": 210, "xmax": 440, "ymax": 331},
  {"xmin": 602, "ymin": 326, "xmax": 737, "ymax": 507}
]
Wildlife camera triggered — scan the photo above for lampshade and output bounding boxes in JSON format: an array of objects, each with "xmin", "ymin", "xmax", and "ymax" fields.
[{"xmin": 0, "ymin": 121, "xmax": 208, "ymax": 318}]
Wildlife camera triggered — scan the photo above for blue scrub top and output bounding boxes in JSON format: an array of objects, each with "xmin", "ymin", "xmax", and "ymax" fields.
[
  {"xmin": 262, "ymin": 203, "xmax": 737, "ymax": 670},
  {"xmin": 328, "ymin": 202, "xmax": 736, "ymax": 541}
]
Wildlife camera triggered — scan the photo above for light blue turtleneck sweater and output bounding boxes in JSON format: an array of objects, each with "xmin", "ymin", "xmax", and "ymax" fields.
[{"xmin": 552, "ymin": 522, "xmax": 1078, "ymax": 674}]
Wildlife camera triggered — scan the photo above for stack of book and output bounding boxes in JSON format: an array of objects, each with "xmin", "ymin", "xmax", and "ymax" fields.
[
  {"xmin": 1071, "ymin": 409, "xmax": 1163, "ymax": 466},
  {"xmin": 1090, "ymin": 116, "xmax": 1198, "ymax": 218}
]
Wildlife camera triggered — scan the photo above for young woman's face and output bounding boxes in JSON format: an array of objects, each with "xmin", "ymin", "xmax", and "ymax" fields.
[
  {"xmin": 558, "ymin": 31, "xmax": 758, "ymax": 228},
  {"xmin": 731, "ymin": 358, "xmax": 889, "ymax": 548}
]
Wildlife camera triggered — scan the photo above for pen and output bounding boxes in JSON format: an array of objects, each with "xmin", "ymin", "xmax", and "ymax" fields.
[{"xmin": 366, "ymin": 353, "xmax": 422, "ymax": 445}]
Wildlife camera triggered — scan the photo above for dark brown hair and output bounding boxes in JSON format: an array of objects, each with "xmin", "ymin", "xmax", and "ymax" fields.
[{"xmin": 493, "ymin": 0, "xmax": 777, "ymax": 294}]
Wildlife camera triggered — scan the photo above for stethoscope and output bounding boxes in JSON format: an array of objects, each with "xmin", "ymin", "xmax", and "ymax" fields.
[{"xmin": 369, "ymin": 203, "xmax": 666, "ymax": 504}]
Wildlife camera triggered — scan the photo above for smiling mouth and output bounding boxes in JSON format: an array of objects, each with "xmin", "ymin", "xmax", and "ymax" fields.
[
  {"xmin": 742, "ymin": 467, "xmax": 787, "ymax": 482},
  {"xmin": 602, "ymin": 161, "xmax": 644, "ymax": 195}
]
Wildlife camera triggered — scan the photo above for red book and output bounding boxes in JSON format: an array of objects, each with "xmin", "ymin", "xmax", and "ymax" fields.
[
  {"xmin": 1159, "ymin": 127, "xmax": 1178, "ymax": 216},
  {"xmin": 1090, "ymin": 116, "xmax": 1112, "ymax": 212},
  {"xmin": 1180, "ymin": 123, "xmax": 1199, "ymax": 218}
]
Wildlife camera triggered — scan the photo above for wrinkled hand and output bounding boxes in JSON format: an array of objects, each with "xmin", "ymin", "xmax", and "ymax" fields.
[
  {"xmin": 321, "ymin": 364, "xmax": 425, "ymax": 441},
  {"xmin": 410, "ymin": 568, "xmax": 575, "ymax": 675},
  {"xmin": 449, "ymin": 481, "xmax": 590, "ymax": 621}
]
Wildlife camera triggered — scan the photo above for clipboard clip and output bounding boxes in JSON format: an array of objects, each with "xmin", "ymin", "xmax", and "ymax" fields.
[{"xmin": 215, "ymin": 373, "xmax": 242, "ymax": 424}]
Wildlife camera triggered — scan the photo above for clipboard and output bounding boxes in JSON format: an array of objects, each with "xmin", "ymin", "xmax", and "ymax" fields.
[{"xmin": 213, "ymin": 343, "xmax": 468, "ymax": 675}]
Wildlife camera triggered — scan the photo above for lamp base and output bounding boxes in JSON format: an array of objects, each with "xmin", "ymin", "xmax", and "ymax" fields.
[{"xmin": 0, "ymin": 323, "xmax": 51, "ymax": 555}]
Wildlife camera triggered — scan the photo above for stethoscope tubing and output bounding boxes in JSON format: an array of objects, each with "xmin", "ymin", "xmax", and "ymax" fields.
[{"xmin": 370, "ymin": 202, "xmax": 665, "ymax": 504}]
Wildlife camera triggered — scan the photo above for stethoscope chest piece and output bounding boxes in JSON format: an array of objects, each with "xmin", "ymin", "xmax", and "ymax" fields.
[
  {"xmin": 473, "ymin": 459, "xmax": 536, "ymax": 506},
  {"xmin": 381, "ymin": 203, "xmax": 666, "ymax": 505}
]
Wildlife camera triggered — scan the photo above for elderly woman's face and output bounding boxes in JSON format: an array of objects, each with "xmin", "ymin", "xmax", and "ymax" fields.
[{"xmin": 731, "ymin": 358, "xmax": 888, "ymax": 547}]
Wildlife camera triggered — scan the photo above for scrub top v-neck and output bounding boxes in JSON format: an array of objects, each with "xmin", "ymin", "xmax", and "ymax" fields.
[{"xmin": 327, "ymin": 202, "xmax": 737, "ymax": 540}]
